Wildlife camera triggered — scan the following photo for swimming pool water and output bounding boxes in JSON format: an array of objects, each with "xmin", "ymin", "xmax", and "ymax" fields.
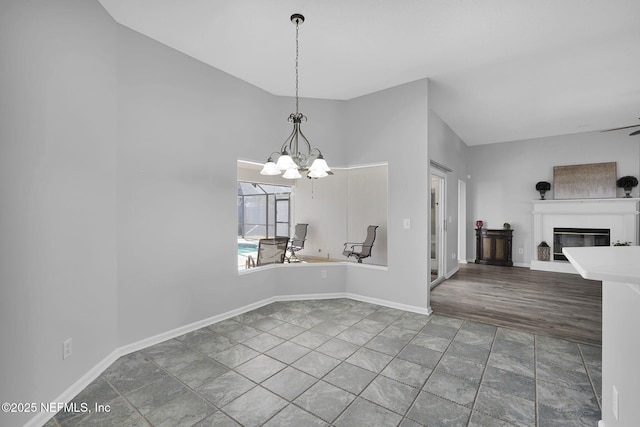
[{"xmin": 237, "ymin": 243, "xmax": 257, "ymax": 255}]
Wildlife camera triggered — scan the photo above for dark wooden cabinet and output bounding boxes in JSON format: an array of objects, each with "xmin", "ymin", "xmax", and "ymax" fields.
[{"xmin": 475, "ymin": 229, "xmax": 513, "ymax": 267}]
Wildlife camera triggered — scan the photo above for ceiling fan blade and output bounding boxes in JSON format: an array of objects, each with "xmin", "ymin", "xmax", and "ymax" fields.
[
  {"xmin": 601, "ymin": 124, "xmax": 640, "ymax": 132},
  {"xmin": 630, "ymin": 129, "xmax": 640, "ymax": 136}
]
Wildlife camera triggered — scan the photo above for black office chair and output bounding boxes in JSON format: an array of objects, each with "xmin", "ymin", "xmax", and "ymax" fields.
[
  {"xmin": 343, "ymin": 225, "xmax": 378, "ymax": 263},
  {"xmin": 286, "ymin": 223, "xmax": 308, "ymax": 262}
]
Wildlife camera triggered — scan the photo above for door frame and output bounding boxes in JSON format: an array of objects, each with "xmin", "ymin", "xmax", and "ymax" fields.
[
  {"xmin": 430, "ymin": 168, "xmax": 447, "ymax": 289},
  {"xmin": 457, "ymin": 179, "xmax": 467, "ymax": 263}
]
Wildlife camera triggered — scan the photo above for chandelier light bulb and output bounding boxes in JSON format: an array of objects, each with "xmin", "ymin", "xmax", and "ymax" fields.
[
  {"xmin": 260, "ymin": 160, "xmax": 281, "ymax": 176},
  {"xmin": 282, "ymin": 167, "xmax": 302, "ymax": 179},
  {"xmin": 308, "ymin": 169, "xmax": 328, "ymax": 178},
  {"xmin": 276, "ymin": 154, "xmax": 296, "ymax": 171},
  {"xmin": 309, "ymin": 157, "xmax": 331, "ymax": 172}
]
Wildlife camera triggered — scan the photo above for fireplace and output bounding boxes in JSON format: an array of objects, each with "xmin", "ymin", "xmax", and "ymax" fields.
[
  {"xmin": 531, "ymin": 199, "xmax": 638, "ymax": 273},
  {"xmin": 553, "ymin": 227, "xmax": 610, "ymax": 261}
]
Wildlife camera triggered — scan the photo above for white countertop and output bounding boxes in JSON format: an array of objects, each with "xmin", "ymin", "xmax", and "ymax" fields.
[{"xmin": 563, "ymin": 246, "xmax": 640, "ymax": 284}]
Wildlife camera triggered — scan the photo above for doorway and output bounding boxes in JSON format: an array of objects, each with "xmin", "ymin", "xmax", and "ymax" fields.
[
  {"xmin": 430, "ymin": 170, "xmax": 446, "ymax": 288},
  {"xmin": 457, "ymin": 179, "xmax": 467, "ymax": 263}
]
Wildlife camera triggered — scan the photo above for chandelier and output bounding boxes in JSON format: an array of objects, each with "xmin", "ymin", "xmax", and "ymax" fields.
[{"xmin": 260, "ymin": 14, "xmax": 331, "ymax": 180}]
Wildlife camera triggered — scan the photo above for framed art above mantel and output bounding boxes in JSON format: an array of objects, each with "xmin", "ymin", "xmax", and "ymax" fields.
[{"xmin": 553, "ymin": 162, "xmax": 617, "ymax": 199}]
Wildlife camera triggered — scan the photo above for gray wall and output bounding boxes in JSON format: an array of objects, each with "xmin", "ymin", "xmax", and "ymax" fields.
[
  {"xmin": 466, "ymin": 130, "xmax": 640, "ymax": 265},
  {"xmin": 428, "ymin": 109, "xmax": 469, "ymax": 277},
  {"xmin": 115, "ymin": 21, "xmax": 283, "ymax": 346},
  {"xmin": 344, "ymin": 80, "xmax": 431, "ymax": 310},
  {"xmin": 0, "ymin": 1, "xmax": 118, "ymax": 425}
]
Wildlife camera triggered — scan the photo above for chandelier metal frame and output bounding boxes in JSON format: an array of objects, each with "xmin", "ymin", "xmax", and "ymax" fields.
[{"xmin": 260, "ymin": 13, "xmax": 331, "ymax": 180}]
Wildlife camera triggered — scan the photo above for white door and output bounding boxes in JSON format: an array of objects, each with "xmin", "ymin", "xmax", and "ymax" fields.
[{"xmin": 430, "ymin": 171, "xmax": 446, "ymax": 288}]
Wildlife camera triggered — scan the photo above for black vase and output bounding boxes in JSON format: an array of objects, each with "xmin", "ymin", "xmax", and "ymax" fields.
[{"xmin": 539, "ymin": 190, "xmax": 547, "ymax": 200}]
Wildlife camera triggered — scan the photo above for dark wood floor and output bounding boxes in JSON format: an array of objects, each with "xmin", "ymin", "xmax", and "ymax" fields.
[{"xmin": 431, "ymin": 263, "xmax": 602, "ymax": 346}]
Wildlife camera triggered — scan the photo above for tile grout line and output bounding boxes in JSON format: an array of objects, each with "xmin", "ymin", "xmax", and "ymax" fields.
[
  {"xmin": 535, "ymin": 338, "xmax": 603, "ymax": 424},
  {"xmin": 288, "ymin": 306, "xmax": 436, "ymax": 425},
  {"xmin": 399, "ymin": 316, "xmax": 467, "ymax": 427},
  {"xmin": 321, "ymin": 310, "xmax": 426, "ymax": 425},
  {"xmin": 219, "ymin": 304, "xmax": 320, "ymax": 425},
  {"xmin": 146, "ymin": 348, "xmax": 241, "ymax": 426},
  {"xmin": 356, "ymin": 314, "xmax": 435, "ymax": 425},
  {"xmin": 248, "ymin": 301, "xmax": 393, "ymax": 426},
  {"xmin": 465, "ymin": 322, "xmax": 498, "ymax": 427},
  {"xmin": 235, "ymin": 311, "xmax": 335, "ymax": 426},
  {"xmin": 101, "ymin": 375, "xmax": 153, "ymax": 427},
  {"xmin": 577, "ymin": 343, "xmax": 602, "ymax": 415},
  {"xmin": 403, "ymin": 321, "xmax": 456, "ymax": 422},
  {"xmin": 322, "ymin": 305, "xmax": 416, "ymax": 424},
  {"xmin": 144, "ymin": 313, "xmax": 314, "ymax": 426},
  {"xmin": 254, "ymin": 319, "xmax": 334, "ymax": 426},
  {"xmin": 533, "ymin": 334, "xmax": 539, "ymax": 427},
  {"xmin": 172, "ymin": 329, "xmax": 267, "ymax": 425}
]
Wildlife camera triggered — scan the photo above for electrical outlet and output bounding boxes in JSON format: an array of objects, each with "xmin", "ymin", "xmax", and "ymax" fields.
[
  {"xmin": 63, "ymin": 338, "xmax": 72, "ymax": 360},
  {"xmin": 612, "ymin": 385, "xmax": 619, "ymax": 421},
  {"xmin": 320, "ymin": 270, "xmax": 327, "ymax": 279}
]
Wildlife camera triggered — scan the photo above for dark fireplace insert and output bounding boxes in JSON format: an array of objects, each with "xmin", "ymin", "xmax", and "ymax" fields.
[{"xmin": 553, "ymin": 227, "xmax": 610, "ymax": 261}]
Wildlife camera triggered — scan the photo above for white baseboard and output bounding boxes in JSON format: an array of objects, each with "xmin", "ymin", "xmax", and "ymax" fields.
[
  {"xmin": 530, "ymin": 259, "xmax": 578, "ymax": 274},
  {"xmin": 464, "ymin": 260, "xmax": 531, "ymax": 269},
  {"xmin": 345, "ymin": 262, "xmax": 389, "ymax": 271},
  {"xmin": 446, "ymin": 265, "xmax": 460, "ymax": 279},
  {"xmin": 275, "ymin": 292, "xmax": 346, "ymax": 302},
  {"xmin": 118, "ymin": 293, "xmax": 356, "ymax": 358},
  {"xmin": 28, "ymin": 291, "xmax": 428, "ymax": 427},
  {"xmin": 117, "ymin": 296, "xmax": 279, "ymax": 357},
  {"xmin": 513, "ymin": 262, "xmax": 531, "ymax": 268},
  {"xmin": 24, "ymin": 350, "xmax": 120, "ymax": 427},
  {"xmin": 346, "ymin": 292, "xmax": 433, "ymax": 316}
]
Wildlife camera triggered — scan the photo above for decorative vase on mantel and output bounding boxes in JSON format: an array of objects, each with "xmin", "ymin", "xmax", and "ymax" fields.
[
  {"xmin": 535, "ymin": 181, "xmax": 551, "ymax": 200},
  {"xmin": 616, "ymin": 176, "xmax": 638, "ymax": 198},
  {"xmin": 475, "ymin": 220, "xmax": 484, "ymax": 229}
]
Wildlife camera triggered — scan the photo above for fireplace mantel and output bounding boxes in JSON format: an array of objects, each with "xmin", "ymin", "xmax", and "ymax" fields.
[{"xmin": 531, "ymin": 198, "xmax": 640, "ymax": 273}]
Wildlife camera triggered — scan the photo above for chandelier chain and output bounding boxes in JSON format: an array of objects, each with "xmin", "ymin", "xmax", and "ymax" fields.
[{"xmin": 295, "ymin": 19, "xmax": 299, "ymax": 115}]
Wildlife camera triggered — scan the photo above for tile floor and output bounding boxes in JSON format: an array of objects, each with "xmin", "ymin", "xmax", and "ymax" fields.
[{"xmin": 46, "ymin": 298, "xmax": 602, "ymax": 426}]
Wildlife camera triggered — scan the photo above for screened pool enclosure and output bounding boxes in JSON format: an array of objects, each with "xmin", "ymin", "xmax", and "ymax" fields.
[{"xmin": 237, "ymin": 182, "xmax": 292, "ymax": 241}]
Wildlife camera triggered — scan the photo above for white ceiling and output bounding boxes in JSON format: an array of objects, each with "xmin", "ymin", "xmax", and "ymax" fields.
[{"xmin": 98, "ymin": 0, "xmax": 640, "ymax": 146}]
